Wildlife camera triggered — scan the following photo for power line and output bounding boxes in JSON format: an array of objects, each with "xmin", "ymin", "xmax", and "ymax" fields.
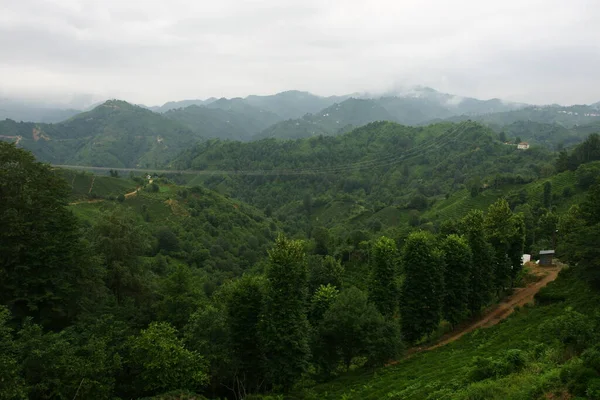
[{"xmin": 53, "ymin": 124, "xmax": 471, "ymax": 176}]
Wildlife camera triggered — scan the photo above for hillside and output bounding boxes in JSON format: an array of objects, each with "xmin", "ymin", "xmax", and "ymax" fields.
[
  {"xmin": 173, "ymin": 121, "xmax": 557, "ymax": 238},
  {"xmin": 254, "ymin": 98, "xmax": 394, "ymax": 140},
  {"xmin": 0, "ymin": 100, "xmax": 202, "ymax": 168},
  {"xmin": 244, "ymin": 90, "xmax": 353, "ymax": 119},
  {"xmin": 148, "ymin": 98, "xmax": 217, "ymax": 113},
  {"xmin": 251, "ymin": 89, "xmax": 528, "ymax": 140},
  {"xmin": 3, "ymin": 126, "xmax": 600, "ymax": 400},
  {"xmin": 165, "ymin": 101, "xmax": 280, "ymax": 141},
  {"xmin": 442, "ymin": 104, "xmax": 600, "ymax": 128},
  {"xmin": 66, "ymin": 173, "xmax": 276, "ymax": 279},
  {"xmin": 293, "ymin": 267, "xmax": 600, "ymax": 399}
]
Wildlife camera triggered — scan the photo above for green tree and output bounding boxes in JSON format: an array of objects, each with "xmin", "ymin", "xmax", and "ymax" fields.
[
  {"xmin": 303, "ymin": 193, "xmax": 313, "ymax": 216},
  {"xmin": 309, "ymin": 285, "xmax": 341, "ymax": 377},
  {"xmin": 557, "ymin": 205, "xmax": 586, "ymax": 264},
  {"xmin": 309, "ymin": 284, "xmax": 339, "ymax": 323},
  {"xmin": 155, "ymin": 226, "xmax": 180, "ymax": 253},
  {"xmin": 441, "ymin": 234, "xmax": 472, "ymax": 326},
  {"xmin": 565, "ymin": 182, "xmax": 600, "ymax": 287},
  {"xmin": 543, "ymin": 181, "xmax": 552, "ymax": 208},
  {"xmin": 260, "ymin": 235, "xmax": 310, "ymax": 390},
  {"xmin": 127, "ymin": 322, "xmax": 207, "ymax": 397},
  {"xmin": 320, "ymin": 287, "xmax": 401, "ymax": 369},
  {"xmin": 400, "ymin": 231, "xmax": 444, "ymax": 343},
  {"xmin": 0, "ymin": 306, "xmax": 27, "ymax": 400},
  {"xmin": 224, "ymin": 275, "xmax": 266, "ymax": 394},
  {"xmin": 184, "ymin": 305, "xmax": 232, "ymax": 396},
  {"xmin": 460, "ymin": 210, "xmax": 494, "ymax": 315},
  {"xmin": 368, "ymin": 236, "xmax": 399, "ymax": 317},
  {"xmin": 0, "ymin": 143, "xmax": 102, "ymax": 328},
  {"xmin": 154, "ymin": 264, "xmax": 204, "ymax": 329},
  {"xmin": 484, "ymin": 199, "xmax": 515, "ymax": 294},
  {"xmin": 90, "ymin": 210, "xmax": 152, "ymax": 305},
  {"xmin": 312, "ymin": 226, "xmax": 332, "ymax": 255},
  {"xmin": 308, "ymin": 255, "xmax": 344, "ymax": 294},
  {"xmin": 508, "ymin": 213, "xmax": 526, "ymax": 286},
  {"xmin": 16, "ymin": 320, "xmax": 118, "ymax": 399}
]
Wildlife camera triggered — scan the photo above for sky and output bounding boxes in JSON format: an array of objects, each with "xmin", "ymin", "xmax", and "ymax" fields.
[{"xmin": 0, "ymin": 0, "xmax": 599, "ymax": 108}]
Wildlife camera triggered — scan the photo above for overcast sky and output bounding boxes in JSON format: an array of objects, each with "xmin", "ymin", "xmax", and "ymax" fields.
[{"xmin": 0, "ymin": 0, "xmax": 598, "ymax": 107}]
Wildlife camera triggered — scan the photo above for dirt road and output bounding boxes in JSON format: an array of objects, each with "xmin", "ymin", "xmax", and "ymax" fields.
[{"xmin": 428, "ymin": 264, "xmax": 562, "ymax": 350}]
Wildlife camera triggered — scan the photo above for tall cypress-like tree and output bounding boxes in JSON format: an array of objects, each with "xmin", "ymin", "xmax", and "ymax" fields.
[
  {"xmin": 543, "ymin": 181, "xmax": 553, "ymax": 209},
  {"xmin": 484, "ymin": 199, "xmax": 515, "ymax": 294},
  {"xmin": 508, "ymin": 213, "xmax": 526, "ymax": 286},
  {"xmin": 460, "ymin": 210, "xmax": 494, "ymax": 315},
  {"xmin": 260, "ymin": 235, "xmax": 310, "ymax": 391},
  {"xmin": 441, "ymin": 234, "xmax": 472, "ymax": 327},
  {"xmin": 369, "ymin": 236, "xmax": 398, "ymax": 317},
  {"xmin": 400, "ymin": 231, "xmax": 444, "ymax": 343},
  {"xmin": 224, "ymin": 275, "xmax": 266, "ymax": 394}
]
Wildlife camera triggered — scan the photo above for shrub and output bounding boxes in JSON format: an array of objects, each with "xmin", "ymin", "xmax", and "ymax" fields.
[
  {"xmin": 539, "ymin": 309, "xmax": 595, "ymax": 353},
  {"xmin": 559, "ymin": 360, "xmax": 598, "ymax": 397},
  {"xmin": 587, "ymin": 378, "xmax": 600, "ymax": 400},
  {"xmin": 468, "ymin": 349, "xmax": 527, "ymax": 382},
  {"xmin": 583, "ymin": 346, "xmax": 600, "ymax": 372}
]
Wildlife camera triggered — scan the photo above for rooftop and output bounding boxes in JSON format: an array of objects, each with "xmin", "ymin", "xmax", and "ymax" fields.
[{"xmin": 539, "ymin": 250, "xmax": 555, "ymax": 255}]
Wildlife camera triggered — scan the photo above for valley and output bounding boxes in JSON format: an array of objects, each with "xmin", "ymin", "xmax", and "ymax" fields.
[{"xmin": 1, "ymin": 88, "xmax": 600, "ymax": 400}]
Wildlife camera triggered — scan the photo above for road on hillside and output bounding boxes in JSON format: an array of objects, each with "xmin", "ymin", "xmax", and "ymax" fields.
[{"xmin": 428, "ymin": 264, "xmax": 562, "ymax": 350}]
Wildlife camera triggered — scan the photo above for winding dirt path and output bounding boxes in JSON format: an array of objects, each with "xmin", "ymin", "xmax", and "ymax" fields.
[
  {"xmin": 124, "ymin": 187, "xmax": 141, "ymax": 198},
  {"xmin": 68, "ymin": 187, "xmax": 141, "ymax": 205},
  {"xmin": 388, "ymin": 264, "xmax": 563, "ymax": 365},
  {"xmin": 428, "ymin": 264, "xmax": 562, "ymax": 350}
]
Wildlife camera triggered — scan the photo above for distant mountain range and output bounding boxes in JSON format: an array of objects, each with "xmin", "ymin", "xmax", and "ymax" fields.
[
  {"xmin": 0, "ymin": 98, "xmax": 82, "ymax": 123},
  {"xmin": 2, "ymin": 88, "xmax": 600, "ymax": 168}
]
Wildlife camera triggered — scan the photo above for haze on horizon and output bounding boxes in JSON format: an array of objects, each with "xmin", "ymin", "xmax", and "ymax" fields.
[{"xmin": 0, "ymin": 0, "xmax": 598, "ymax": 108}]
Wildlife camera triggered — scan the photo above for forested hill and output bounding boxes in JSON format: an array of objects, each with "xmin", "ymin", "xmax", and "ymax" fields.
[
  {"xmin": 0, "ymin": 100, "xmax": 202, "ymax": 168},
  {"xmin": 164, "ymin": 99, "xmax": 281, "ymax": 141},
  {"xmin": 253, "ymin": 98, "xmax": 396, "ymax": 140},
  {"xmin": 438, "ymin": 104, "xmax": 600, "ymax": 129},
  {"xmin": 173, "ymin": 121, "xmax": 556, "ymax": 235},
  {"xmin": 251, "ymin": 91, "xmax": 528, "ymax": 140}
]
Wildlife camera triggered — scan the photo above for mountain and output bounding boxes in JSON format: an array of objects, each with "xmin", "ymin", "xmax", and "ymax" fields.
[
  {"xmin": 0, "ymin": 98, "xmax": 81, "ymax": 123},
  {"xmin": 173, "ymin": 120, "xmax": 557, "ymax": 236},
  {"xmin": 151, "ymin": 90, "xmax": 352, "ymax": 119},
  {"xmin": 244, "ymin": 90, "xmax": 353, "ymax": 119},
  {"xmin": 254, "ymin": 98, "xmax": 395, "ymax": 140},
  {"xmin": 250, "ymin": 88, "xmax": 528, "ymax": 140},
  {"xmin": 0, "ymin": 100, "xmax": 201, "ymax": 168},
  {"xmin": 378, "ymin": 86, "xmax": 525, "ymax": 118},
  {"xmin": 440, "ymin": 104, "xmax": 600, "ymax": 128},
  {"xmin": 164, "ymin": 100, "xmax": 280, "ymax": 141},
  {"xmin": 148, "ymin": 98, "xmax": 218, "ymax": 113},
  {"xmin": 492, "ymin": 121, "xmax": 583, "ymax": 148}
]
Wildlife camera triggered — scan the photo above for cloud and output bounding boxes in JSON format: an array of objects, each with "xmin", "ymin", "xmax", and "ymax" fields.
[{"xmin": 0, "ymin": 0, "xmax": 598, "ymax": 106}]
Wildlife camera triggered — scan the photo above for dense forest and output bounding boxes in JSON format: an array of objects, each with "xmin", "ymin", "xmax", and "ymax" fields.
[{"xmin": 2, "ymin": 114, "xmax": 600, "ymax": 398}]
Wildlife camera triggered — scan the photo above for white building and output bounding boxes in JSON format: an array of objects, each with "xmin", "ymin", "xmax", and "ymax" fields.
[{"xmin": 517, "ymin": 142, "xmax": 530, "ymax": 150}]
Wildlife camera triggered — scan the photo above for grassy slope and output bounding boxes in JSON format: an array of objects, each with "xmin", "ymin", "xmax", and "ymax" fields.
[
  {"xmin": 295, "ymin": 268, "xmax": 599, "ymax": 400},
  {"xmin": 423, "ymin": 167, "xmax": 586, "ymax": 223},
  {"xmin": 57, "ymin": 169, "xmax": 138, "ymax": 201}
]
